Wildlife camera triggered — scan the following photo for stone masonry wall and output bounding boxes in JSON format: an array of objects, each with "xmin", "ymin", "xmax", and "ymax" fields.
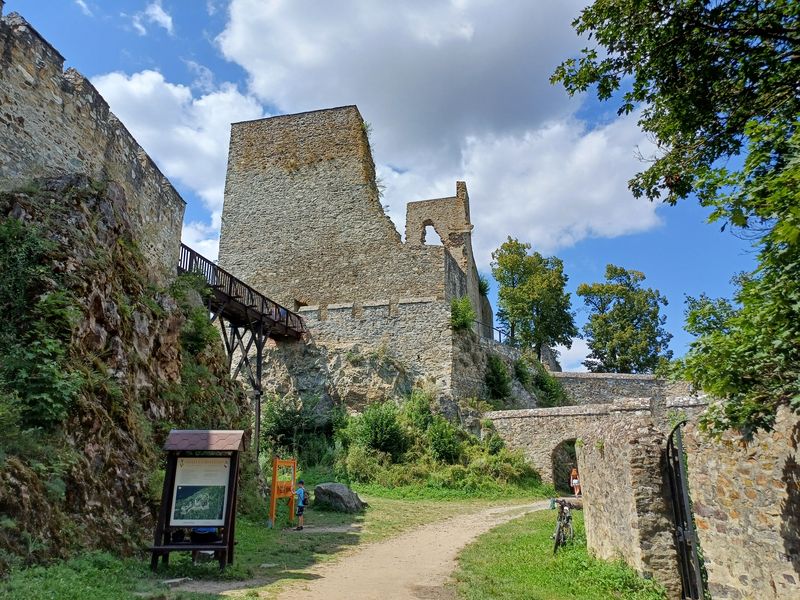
[
  {"xmin": 683, "ymin": 406, "xmax": 800, "ymax": 599},
  {"xmin": 0, "ymin": 11, "xmax": 185, "ymax": 277},
  {"xmin": 405, "ymin": 182, "xmax": 484, "ymax": 332},
  {"xmin": 219, "ymin": 106, "xmax": 449, "ymax": 308},
  {"xmin": 554, "ymin": 372, "xmax": 692, "ymax": 405},
  {"xmin": 261, "ymin": 298, "xmax": 455, "ymax": 412},
  {"xmin": 451, "ymin": 332, "xmax": 536, "ymax": 409},
  {"xmin": 486, "ymin": 398, "xmax": 653, "ymax": 484},
  {"xmin": 554, "ymin": 372, "xmax": 695, "ymax": 428},
  {"xmin": 578, "ymin": 418, "xmax": 682, "ymax": 598},
  {"xmin": 261, "ymin": 299, "xmax": 533, "ymax": 417}
]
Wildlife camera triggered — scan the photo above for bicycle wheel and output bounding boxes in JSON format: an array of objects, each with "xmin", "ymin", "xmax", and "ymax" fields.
[
  {"xmin": 553, "ymin": 520, "xmax": 564, "ymax": 554},
  {"xmin": 566, "ymin": 520, "xmax": 574, "ymax": 541}
]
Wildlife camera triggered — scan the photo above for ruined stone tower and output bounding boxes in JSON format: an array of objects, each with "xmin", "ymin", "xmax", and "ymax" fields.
[{"xmin": 218, "ymin": 106, "xmax": 501, "ymax": 411}]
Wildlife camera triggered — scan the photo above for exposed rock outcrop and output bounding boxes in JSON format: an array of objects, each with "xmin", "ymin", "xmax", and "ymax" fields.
[{"xmin": 0, "ymin": 176, "xmax": 249, "ymax": 571}]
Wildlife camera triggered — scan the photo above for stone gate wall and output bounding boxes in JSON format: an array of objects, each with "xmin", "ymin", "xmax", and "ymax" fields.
[
  {"xmin": 683, "ymin": 406, "xmax": 800, "ymax": 599},
  {"xmin": 578, "ymin": 417, "xmax": 682, "ymax": 599},
  {"xmin": 485, "ymin": 398, "xmax": 653, "ymax": 484},
  {"xmin": 0, "ymin": 10, "xmax": 185, "ymax": 277}
]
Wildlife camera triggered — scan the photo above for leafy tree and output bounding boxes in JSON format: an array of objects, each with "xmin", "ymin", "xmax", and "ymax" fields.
[
  {"xmin": 577, "ymin": 265, "xmax": 672, "ymax": 373},
  {"xmin": 552, "ymin": 0, "xmax": 799, "ymax": 207},
  {"xmin": 553, "ymin": 0, "xmax": 800, "ymax": 432},
  {"xmin": 491, "ymin": 237, "xmax": 577, "ymax": 359}
]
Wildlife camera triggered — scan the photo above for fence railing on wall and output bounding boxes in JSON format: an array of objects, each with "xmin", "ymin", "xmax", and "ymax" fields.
[{"xmin": 473, "ymin": 319, "xmax": 508, "ymax": 344}]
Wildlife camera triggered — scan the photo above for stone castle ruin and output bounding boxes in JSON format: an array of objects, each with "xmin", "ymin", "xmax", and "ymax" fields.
[
  {"xmin": 218, "ymin": 106, "xmax": 512, "ymax": 413},
  {"xmin": 1, "ymin": 5, "xmax": 797, "ymax": 597}
]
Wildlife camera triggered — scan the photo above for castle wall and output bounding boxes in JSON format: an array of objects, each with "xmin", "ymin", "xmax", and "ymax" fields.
[
  {"xmin": 0, "ymin": 11, "xmax": 185, "ymax": 277},
  {"xmin": 486, "ymin": 399, "xmax": 654, "ymax": 483},
  {"xmin": 684, "ymin": 406, "xmax": 800, "ymax": 599},
  {"xmin": 259, "ymin": 297, "xmax": 455, "ymax": 412},
  {"xmin": 553, "ymin": 372, "xmax": 692, "ymax": 405},
  {"xmin": 406, "ymin": 182, "xmax": 486, "ymax": 337},
  {"xmin": 219, "ymin": 106, "xmax": 449, "ymax": 308},
  {"xmin": 578, "ymin": 418, "xmax": 682, "ymax": 598}
]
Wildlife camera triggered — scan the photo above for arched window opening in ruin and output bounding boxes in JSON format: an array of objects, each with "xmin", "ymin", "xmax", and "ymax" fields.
[
  {"xmin": 421, "ymin": 221, "xmax": 443, "ymax": 246},
  {"xmin": 552, "ymin": 439, "xmax": 577, "ymax": 495}
]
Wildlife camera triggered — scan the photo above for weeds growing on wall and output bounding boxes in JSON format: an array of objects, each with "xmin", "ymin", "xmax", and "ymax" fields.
[
  {"xmin": 450, "ymin": 295, "xmax": 476, "ymax": 331},
  {"xmin": 478, "ymin": 274, "xmax": 490, "ymax": 297},
  {"xmin": 530, "ymin": 361, "xmax": 571, "ymax": 408},
  {"xmin": 509, "ymin": 354, "xmax": 571, "ymax": 408}
]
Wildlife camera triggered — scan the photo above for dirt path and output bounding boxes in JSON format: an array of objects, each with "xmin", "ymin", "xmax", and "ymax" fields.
[{"xmin": 273, "ymin": 500, "xmax": 549, "ymax": 600}]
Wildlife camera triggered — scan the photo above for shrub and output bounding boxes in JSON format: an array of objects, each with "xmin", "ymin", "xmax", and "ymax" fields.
[
  {"xmin": 478, "ymin": 275, "xmax": 490, "ymax": 296},
  {"xmin": 343, "ymin": 445, "xmax": 384, "ymax": 483},
  {"xmin": 350, "ymin": 402, "xmax": 408, "ymax": 461},
  {"xmin": 513, "ymin": 358, "xmax": 532, "ymax": 388},
  {"xmin": 400, "ymin": 389, "xmax": 434, "ymax": 431},
  {"xmin": 485, "ymin": 354, "xmax": 512, "ymax": 403},
  {"xmin": 482, "ymin": 432, "xmax": 505, "ymax": 455},
  {"xmin": 450, "ymin": 296, "xmax": 476, "ymax": 331},
  {"xmin": 260, "ymin": 395, "xmax": 322, "ymax": 460},
  {"xmin": 532, "ymin": 361, "xmax": 570, "ymax": 407},
  {"xmin": 427, "ymin": 416, "xmax": 462, "ymax": 464},
  {"xmin": 0, "ymin": 219, "xmax": 82, "ymax": 429}
]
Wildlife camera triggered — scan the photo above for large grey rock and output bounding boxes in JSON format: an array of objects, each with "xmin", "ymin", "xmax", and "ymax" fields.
[{"xmin": 313, "ymin": 482, "xmax": 367, "ymax": 513}]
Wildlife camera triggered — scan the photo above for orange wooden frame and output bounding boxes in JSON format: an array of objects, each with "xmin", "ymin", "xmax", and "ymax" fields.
[{"xmin": 268, "ymin": 457, "xmax": 297, "ymax": 528}]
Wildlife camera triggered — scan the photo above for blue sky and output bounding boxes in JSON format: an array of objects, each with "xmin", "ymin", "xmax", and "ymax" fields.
[{"xmin": 6, "ymin": 1, "xmax": 755, "ymax": 369}]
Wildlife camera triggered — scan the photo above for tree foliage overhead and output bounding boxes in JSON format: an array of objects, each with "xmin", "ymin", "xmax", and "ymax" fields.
[
  {"xmin": 554, "ymin": 0, "xmax": 799, "ymax": 434},
  {"xmin": 490, "ymin": 237, "xmax": 577, "ymax": 359},
  {"xmin": 552, "ymin": 0, "xmax": 799, "ymax": 206},
  {"xmin": 578, "ymin": 264, "xmax": 672, "ymax": 373}
]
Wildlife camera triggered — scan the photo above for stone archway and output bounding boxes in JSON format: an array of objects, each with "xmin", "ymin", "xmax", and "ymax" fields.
[{"xmin": 552, "ymin": 438, "xmax": 577, "ymax": 494}]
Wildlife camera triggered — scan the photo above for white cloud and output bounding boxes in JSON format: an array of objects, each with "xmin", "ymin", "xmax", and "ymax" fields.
[
  {"xmin": 461, "ymin": 113, "xmax": 662, "ymax": 266},
  {"xmin": 128, "ymin": 1, "xmax": 175, "ymax": 36},
  {"xmin": 217, "ymin": 0, "xmax": 586, "ymax": 170},
  {"xmin": 185, "ymin": 59, "xmax": 215, "ymax": 93},
  {"xmin": 555, "ymin": 338, "xmax": 590, "ymax": 372},
  {"xmin": 182, "ymin": 220, "xmax": 220, "ymax": 261},
  {"xmin": 130, "ymin": 14, "xmax": 147, "ymax": 35},
  {"xmin": 91, "ymin": 70, "xmax": 265, "ymax": 250},
  {"xmin": 145, "ymin": 1, "xmax": 174, "ymax": 35},
  {"xmin": 75, "ymin": 0, "xmax": 92, "ymax": 17},
  {"xmin": 216, "ymin": 0, "xmax": 663, "ymax": 267}
]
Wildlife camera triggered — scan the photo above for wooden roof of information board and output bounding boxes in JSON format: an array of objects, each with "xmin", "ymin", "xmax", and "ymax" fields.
[{"xmin": 164, "ymin": 429, "xmax": 245, "ymax": 451}]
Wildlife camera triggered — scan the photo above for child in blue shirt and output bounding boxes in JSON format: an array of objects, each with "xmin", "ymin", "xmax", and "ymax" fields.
[{"xmin": 294, "ymin": 480, "xmax": 306, "ymax": 531}]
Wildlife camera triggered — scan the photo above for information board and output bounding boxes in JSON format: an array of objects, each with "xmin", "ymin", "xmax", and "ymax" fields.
[{"xmin": 169, "ymin": 457, "xmax": 230, "ymax": 527}]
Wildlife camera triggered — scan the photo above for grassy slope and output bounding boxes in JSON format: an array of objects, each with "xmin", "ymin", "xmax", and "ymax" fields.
[
  {"xmin": 455, "ymin": 510, "xmax": 667, "ymax": 600},
  {"xmin": 0, "ymin": 494, "xmax": 527, "ymax": 599}
]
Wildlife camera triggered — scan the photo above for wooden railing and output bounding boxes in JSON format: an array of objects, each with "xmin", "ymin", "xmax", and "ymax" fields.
[{"xmin": 178, "ymin": 243, "xmax": 304, "ymax": 334}]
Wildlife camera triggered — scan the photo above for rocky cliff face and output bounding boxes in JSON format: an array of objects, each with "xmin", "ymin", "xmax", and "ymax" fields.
[{"xmin": 0, "ymin": 176, "xmax": 249, "ymax": 571}]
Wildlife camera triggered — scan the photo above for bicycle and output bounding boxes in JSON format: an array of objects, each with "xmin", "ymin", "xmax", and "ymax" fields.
[{"xmin": 552, "ymin": 499, "xmax": 575, "ymax": 554}]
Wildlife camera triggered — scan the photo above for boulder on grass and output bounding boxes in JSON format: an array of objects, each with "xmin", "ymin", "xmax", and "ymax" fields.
[{"xmin": 313, "ymin": 482, "xmax": 367, "ymax": 513}]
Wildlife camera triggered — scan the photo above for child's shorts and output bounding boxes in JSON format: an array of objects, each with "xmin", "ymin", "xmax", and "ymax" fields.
[{"xmin": 296, "ymin": 505, "xmax": 305, "ymax": 516}]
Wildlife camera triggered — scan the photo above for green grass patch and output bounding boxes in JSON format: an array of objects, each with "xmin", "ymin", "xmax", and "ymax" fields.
[
  {"xmin": 354, "ymin": 481, "xmax": 552, "ymax": 501},
  {"xmin": 2, "ymin": 494, "xmax": 530, "ymax": 599},
  {"xmin": 455, "ymin": 510, "xmax": 667, "ymax": 600}
]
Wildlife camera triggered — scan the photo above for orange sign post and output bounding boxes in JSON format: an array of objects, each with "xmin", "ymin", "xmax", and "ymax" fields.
[{"xmin": 268, "ymin": 456, "xmax": 297, "ymax": 528}]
